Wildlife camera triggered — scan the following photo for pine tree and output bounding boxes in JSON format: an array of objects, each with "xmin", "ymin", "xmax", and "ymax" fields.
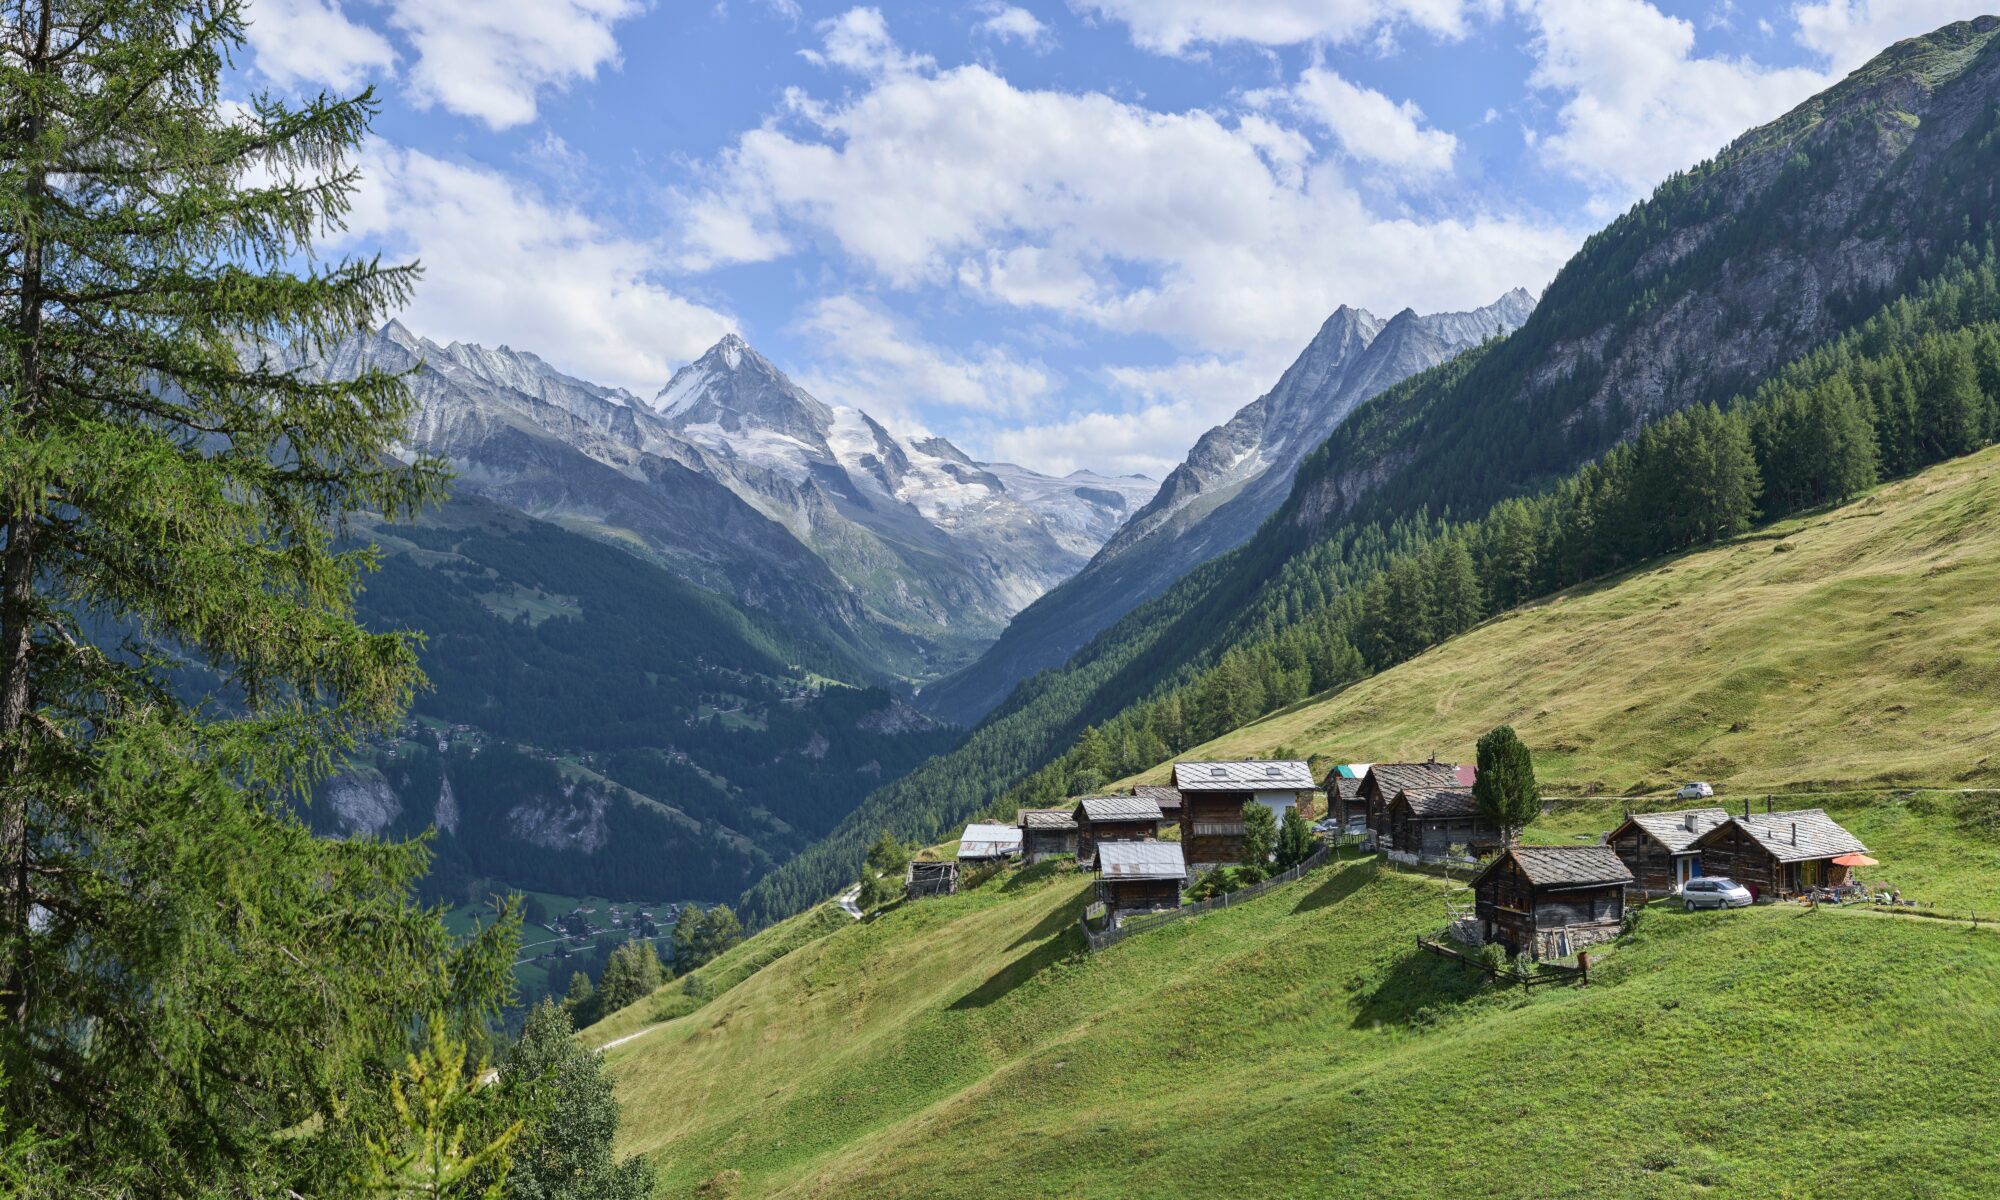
[
  {"xmin": 562, "ymin": 972, "xmax": 597, "ymax": 1028},
  {"xmin": 1239, "ymin": 801, "xmax": 1277, "ymax": 875},
  {"xmin": 0, "ymin": 2, "xmax": 513, "ymax": 1191},
  {"xmin": 1918, "ymin": 335, "xmax": 1985, "ymax": 460},
  {"xmin": 596, "ymin": 940, "xmax": 664, "ymax": 1017},
  {"xmin": 1274, "ymin": 806, "xmax": 1315, "ymax": 870},
  {"xmin": 1472, "ymin": 725, "xmax": 1540, "ymax": 843},
  {"xmin": 497, "ymin": 1002, "xmax": 655, "ymax": 1200}
]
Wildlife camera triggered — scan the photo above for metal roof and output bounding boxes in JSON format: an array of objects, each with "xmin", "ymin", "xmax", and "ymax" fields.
[
  {"xmin": 1018, "ymin": 807, "xmax": 1078, "ymax": 831},
  {"xmin": 1704, "ymin": 808, "xmax": 1867, "ymax": 864},
  {"xmin": 1394, "ymin": 787, "xmax": 1480, "ymax": 819},
  {"xmin": 1095, "ymin": 840, "xmax": 1187, "ymax": 880},
  {"xmin": 957, "ymin": 823, "xmax": 1023, "ymax": 859},
  {"xmin": 1075, "ymin": 795, "xmax": 1164, "ymax": 823},
  {"xmin": 1171, "ymin": 760, "xmax": 1315, "ymax": 791},
  {"xmin": 1622, "ymin": 807, "xmax": 1730, "ymax": 854},
  {"xmin": 1482, "ymin": 844, "xmax": 1634, "ymax": 888}
]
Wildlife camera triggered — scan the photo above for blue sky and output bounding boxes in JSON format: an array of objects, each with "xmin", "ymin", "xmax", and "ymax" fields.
[{"xmin": 243, "ymin": 0, "xmax": 1990, "ymax": 475}]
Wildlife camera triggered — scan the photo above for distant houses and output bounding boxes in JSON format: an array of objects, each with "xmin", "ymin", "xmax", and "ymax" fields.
[
  {"xmin": 1132, "ymin": 784, "xmax": 1183, "ymax": 823},
  {"xmin": 1072, "ymin": 795, "xmax": 1164, "ymax": 868},
  {"xmin": 1350, "ymin": 760, "xmax": 1473, "ymax": 850},
  {"xmin": 1687, "ymin": 808, "xmax": 1869, "ymax": 899},
  {"xmin": 1095, "ymin": 841, "xmax": 1186, "ymax": 926},
  {"xmin": 1171, "ymin": 760, "xmax": 1314, "ymax": 870},
  {"xmin": 957, "ymin": 822, "xmax": 1023, "ymax": 862},
  {"xmin": 1472, "ymin": 845, "xmax": 1633, "ymax": 960},
  {"xmin": 1604, "ymin": 807, "xmax": 1729, "ymax": 894},
  {"xmin": 1382, "ymin": 787, "xmax": 1503, "ymax": 865},
  {"xmin": 1018, "ymin": 808, "xmax": 1079, "ymax": 863},
  {"xmin": 905, "ymin": 859, "xmax": 958, "ymax": 900}
]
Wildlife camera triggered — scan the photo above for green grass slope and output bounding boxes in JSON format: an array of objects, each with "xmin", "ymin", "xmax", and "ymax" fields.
[
  {"xmin": 1120, "ymin": 443, "xmax": 2000, "ymax": 798},
  {"xmin": 597, "ymin": 853, "xmax": 2000, "ymax": 1199}
]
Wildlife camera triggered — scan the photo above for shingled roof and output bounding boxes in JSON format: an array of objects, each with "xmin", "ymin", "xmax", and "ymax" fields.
[
  {"xmin": 1393, "ymin": 787, "xmax": 1480, "ymax": 818},
  {"xmin": 1482, "ymin": 844, "xmax": 1635, "ymax": 888},
  {"xmin": 1133, "ymin": 784, "xmax": 1183, "ymax": 811},
  {"xmin": 1621, "ymin": 807, "xmax": 1730, "ymax": 854},
  {"xmin": 1018, "ymin": 808, "xmax": 1078, "ymax": 831},
  {"xmin": 1096, "ymin": 840, "xmax": 1187, "ymax": 880},
  {"xmin": 1074, "ymin": 795, "xmax": 1164, "ymax": 823},
  {"xmin": 1705, "ymin": 808, "xmax": 1867, "ymax": 863},
  {"xmin": 1363, "ymin": 761, "xmax": 1469, "ymax": 798},
  {"xmin": 1171, "ymin": 760, "xmax": 1315, "ymax": 791}
]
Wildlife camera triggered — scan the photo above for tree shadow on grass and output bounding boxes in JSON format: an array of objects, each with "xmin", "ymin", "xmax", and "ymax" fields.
[
  {"xmin": 1002, "ymin": 859, "xmax": 1076, "ymax": 893},
  {"xmin": 1291, "ymin": 859, "xmax": 1377, "ymax": 916},
  {"xmin": 1350, "ymin": 947, "xmax": 1493, "ymax": 1030},
  {"xmin": 954, "ymin": 900, "xmax": 1089, "ymax": 1011}
]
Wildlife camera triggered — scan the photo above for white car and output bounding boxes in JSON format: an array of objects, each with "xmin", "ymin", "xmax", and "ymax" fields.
[
  {"xmin": 1680, "ymin": 877, "xmax": 1753, "ymax": 910},
  {"xmin": 1677, "ymin": 782, "xmax": 1715, "ymax": 800}
]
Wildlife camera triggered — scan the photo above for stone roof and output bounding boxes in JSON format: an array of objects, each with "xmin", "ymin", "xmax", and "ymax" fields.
[
  {"xmin": 1705, "ymin": 808, "xmax": 1867, "ymax": 864},
  {"xmin": 1623, "ymin": 807, "xmax": 1731, "ymax": 854},
  {"xmin": 1133, "ymin": 784, "xmax": 1183, "ymax": 810},
  {"xmin": 1363, "ymin": 761, "xmax": 1468, "ymax": 799},
  {"xmin": 1074, "ymin": 795, "xmax": 1164, "ymax": 823},
  {"xmin": 1096, "ymin": 840, "xmax": 1187, "ymax": 880},
  {"xmin": 1018, "ymin": 807, "xmax": 1078, "ymax": 831},
  {"xmin": 1171, "ymin": 760, "xmax": 1315, "ymax": 791},
  {"xmin": 1486, "ymin": 844, "xmax": 1635, "ymax": 888},
  {"xmin": 1394, "ymin": 787, "xmax": 1480, "ymax": 819}
]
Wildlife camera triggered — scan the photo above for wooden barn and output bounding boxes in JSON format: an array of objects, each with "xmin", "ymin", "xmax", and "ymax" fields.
[
  {"xmin": 1323, "ymin": 769, "xmax": 1366, "ymax": 834},
  {"xmin": 1072, "ymin": 795, "xmax": 1164, "ymax": 868},
  {"xmin": 1171, "ymin": 760, "xmax": 1316, "ymax": 870},
  {"xmin": 1383, "ymin": 788, "xmax": 1504, "ymax": 864},
  {"xmin": 1686, "ymin": 808, "xmax": 1867, "ymax": 899},
  {"xmin": 904, "ymin": 859, "xmax": 958, "ymax": 900},
  {"xmin": 956, "ymin": 822, "xmax": 1022, "ymax": 862},
  {"xmin": 1604, "ymin": 807, "xmax": 1729, "ymax": 894},
  {"xmin": 1353, "ymin": 760, "xmax": 1473, "ymax": 849},
  {"xmin": 1018, "ymin": 807, "xmax": 1079, "ymax": 863},
  {"xmin": 1095, "ymin": 840, "xmax": 1186, "ymax": 926},
  {"xmin": 1473, "ymin": 845, "xmax": 1633, "ymax": 960},
  {"xmin": 1133, "ymin": 784, "xmax": 1184, "ymax": 822}
]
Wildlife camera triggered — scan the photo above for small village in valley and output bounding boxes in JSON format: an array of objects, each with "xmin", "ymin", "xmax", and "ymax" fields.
[{"xmin": 904, "ymin": 731, "xmax": 1886, "ymax": 980}]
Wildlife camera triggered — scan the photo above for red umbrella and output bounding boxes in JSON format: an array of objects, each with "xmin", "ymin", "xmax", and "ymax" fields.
[{"xmin": 1831, "ymin": 853, "xmax": 1878, "ymax": 867}]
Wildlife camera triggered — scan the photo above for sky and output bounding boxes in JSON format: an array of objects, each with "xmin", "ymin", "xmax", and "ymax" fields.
[{"xmin": 241, "ymin": 0, "xmax": 1992, "ymax": 477}]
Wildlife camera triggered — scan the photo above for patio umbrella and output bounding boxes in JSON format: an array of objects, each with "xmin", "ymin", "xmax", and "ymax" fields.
[{"xmin": 1831, "ymin": 853, "xmax": 1878, "ymax": 867}]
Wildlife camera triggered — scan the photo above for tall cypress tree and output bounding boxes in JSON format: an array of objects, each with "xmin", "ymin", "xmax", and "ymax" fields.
[
  {"xmin": 0, "ymin": 2, "xmax": 513, "ymax": 1192},
  {"xmin": 1473, "ymin": 725, "xmax": 1539, "ymax": 844}
]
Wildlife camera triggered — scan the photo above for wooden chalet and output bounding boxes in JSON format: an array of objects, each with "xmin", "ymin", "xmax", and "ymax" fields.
[
  {"xmin": 1686, "ymin": 808, "xmax": 1867, "ymax": 899},
  {"xmin": 1133, "ymin": 784, "xmax": 1184, "ymax": 822},
  {"xmin": 1353, "ymin": 760, "xmax": 1473, "ymax": 849},
  {"xmin": 1325, "ymin": 773, "xmax": 1365, "ymax": 834},
  {"xmin": 956, "ymin": 822, "xmax": 1022, "ymax": 862},
  {"xmin": 1018, "ymin": 807, "xmax": 1079, "ymax": 863},
  {"xmin": 904, "ymin": 859, "xmax": 958, "ymax": 900},
  {"xmin": 1473, "ymin": 845, "xmax": 1633, "ymax": 960},
  {"xmin": 1095, "ymin": 840, "xmax": 1186, "ymax": 926},
  {"xmin": 1171, "ymin": 760, "xmax": 1316, "ymax": 870},
  {"xmin": 1604, "ymin": 807, "xmax": 1729, "ymax": 894},
  {"xmin": 1072, "ymin": 795, "xmax": 1164, "ymax": 868},
  {"xmin": 1382, "ymin": 787, "xmax": 1504, "ymax": 864}
]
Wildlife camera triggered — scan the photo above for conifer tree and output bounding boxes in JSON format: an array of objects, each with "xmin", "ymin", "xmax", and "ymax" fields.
[
  {"xmin": 1274, "ymin": 806, "xmax": 1315, "ymax": 870},
  {"xmin": 1239, "ymin": 800, "xmax": 1277, "ymax": 875},
  {"xmin": 1472, "ymin": 726, "xmax": 1539, "ymax": 843},
  {"xmin": 497, "ymin": 1002, "xmax": 655, "ymax": 1200},
  {"xmin": 0, "ymin": 1, "xmax": 513, "ymax": 1191}
]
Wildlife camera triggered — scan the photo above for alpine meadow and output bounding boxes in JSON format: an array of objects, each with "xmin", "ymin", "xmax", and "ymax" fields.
[{"xmin": 9, "ymin": 3, "xmax": 2000, "ymax": 1198}]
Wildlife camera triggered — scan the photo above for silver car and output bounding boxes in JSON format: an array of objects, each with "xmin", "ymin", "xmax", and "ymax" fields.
[{"xmin": 1681, "ymin": 877, "xmax": 1753, "ymax": 910}]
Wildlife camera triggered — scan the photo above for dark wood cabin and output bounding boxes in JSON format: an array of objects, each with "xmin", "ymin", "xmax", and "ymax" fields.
[
  {"xmin": 1018, "ymin": 807, "xmax": 1079, "ymax": 863},
  {"xmin": 1095, "ymin": 840, "xmax": 1186, "ymax": 926},
  {"xmin": 1473, "ymin": 845, "xmax": 1633, "ymax": 960},
  {"xmin": 1686, "ymin": 808, "xmax": 1867, "ymax": 899},
  {"xmin": 1604, "ymin": 807, "xmax": 1729, "ymax": 895},
  {"xmin": 1325, "ymin": 773, "xmax": 1364, "ymax": 833},
  {"xmin": 1383, "ymin": 788, "xmax": 1503, "ymax": 863},
  {"xmin": 1072, "ymin": 796, "xmax": 1163, "ymax": 868},
  {"xmin": 1171, "ymin": 760, "xmax": 1316, "ymax": 870},
  {"xmin": 1133, "ymin": 784, "xmax": 1183, "ymax": 823},
  {"xmin": 904, "ymin": 859, "xmax": 958, "ymax": 900},
  {"xmin": 1355, "ymin": 761, "xmax": 1472, "ymax": 849}
]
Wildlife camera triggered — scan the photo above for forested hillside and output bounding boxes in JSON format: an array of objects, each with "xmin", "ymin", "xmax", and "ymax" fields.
[{"xmin": 742, "ymin": 18, "xmax": 2000, "ymax": 922}]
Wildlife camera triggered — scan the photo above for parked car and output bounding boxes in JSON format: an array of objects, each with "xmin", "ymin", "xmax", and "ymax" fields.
[
  {"xmin": 1680, "ymin": 877, "xmax": 1753, "ymax": 910},
  {"xmin": 1677, "ymin": 781, "xmax": 1715, "ymax": 800}
]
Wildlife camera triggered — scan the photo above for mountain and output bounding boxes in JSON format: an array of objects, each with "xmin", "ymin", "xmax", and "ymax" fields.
[
  {"xmin": 741, "ymin": 16, "xmax": 2000, "ymax": 922},
  {"xmin": 301, "ymin": 325, "xmax": 1154, "ymax": 683},
  {"xmin": 921, "ymin": 290, "xmax": 1534, "ymax": 724}
]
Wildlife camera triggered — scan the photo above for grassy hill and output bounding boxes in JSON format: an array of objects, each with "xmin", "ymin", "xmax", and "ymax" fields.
[
  {"xmin": 587, "ymin": 445, "xmax": 2000, "ymax": 1197},
  {"xmin": 1114, "ymin": 443, "xmax": 2000, "ymax": 799}
]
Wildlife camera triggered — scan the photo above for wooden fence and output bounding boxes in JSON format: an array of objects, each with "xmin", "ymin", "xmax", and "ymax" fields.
[
  {"xmin": 1414, "ymin": 935, "xmax": 1591, "ymax": 988},
  {"xmin": 1079, "ymin": 844, "xmax": 1334, "ymax": 953}
]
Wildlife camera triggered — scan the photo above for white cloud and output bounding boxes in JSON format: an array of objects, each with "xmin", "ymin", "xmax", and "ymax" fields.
[
  {"xmin": 338, "ymin": 143, "xmax": 736, "ymax": 393},
  {"xmin": 385, "ymin": 0, "xmax": 646, "ymax": 129},
  {"xmin": 1521, "ymin": 0, "xmax": 1830, "ymax": 210},
  {"xmin": 243, "ymin": 0, "xmax": 396, "ymax": 92},
  {"xmin": 1078, "ymin": 0, "xmax": 1476, "ymax": 55},
  {"xmin": 1249, "ymin": 67, "xmax": 1458, "ymax": 173},
  {"xmin": 678, "ymin": 10, "xmax": 1577, "ymax": 369},
  {"xmin": 974, "ymin": 3, "xmax": 1055, "ymax": 50},
  {"xmin": 978, "ymin": 394, "xmax": 1226, "ymax": 478},
  {"xmin": 1793, "ymin": 1, "xmax": 1993, "ymax": 74},
  {"xmin": 794, "ymin": 295, "xmax": 1057, "ymax": 423},
  {"xmin": 801, "ymin": 6, "xmax": 935, "ymax": 75}
]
